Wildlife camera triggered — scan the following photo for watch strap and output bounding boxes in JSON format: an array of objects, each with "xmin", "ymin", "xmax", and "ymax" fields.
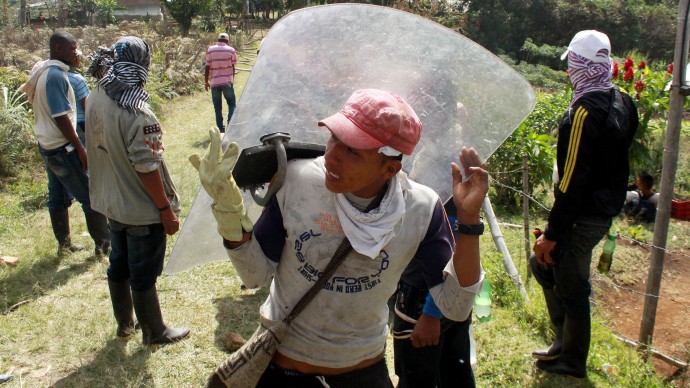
[{"xmin": 454, "ymin": 219, "xmax": 485, "ymax": 235}]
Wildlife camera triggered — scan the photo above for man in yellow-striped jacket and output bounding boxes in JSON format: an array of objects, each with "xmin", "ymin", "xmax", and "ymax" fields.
[{"xmin": 531, "ymin": 30, "xmax": 638, "ymax": 379}]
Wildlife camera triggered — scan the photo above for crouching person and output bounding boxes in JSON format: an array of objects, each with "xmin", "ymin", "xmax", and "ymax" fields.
[
  {"xmin": 192, "ymin": 89, "xmax": 488, "ymax": 386},
  {"xmin": 85, "ymin": 36, "xmax": 189, "ymax": 345}
]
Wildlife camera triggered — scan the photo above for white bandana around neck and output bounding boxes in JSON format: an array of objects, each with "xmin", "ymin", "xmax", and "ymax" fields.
[{"xmin": 334, "ymin": 172, "xmax": 408, "ymax": 259}]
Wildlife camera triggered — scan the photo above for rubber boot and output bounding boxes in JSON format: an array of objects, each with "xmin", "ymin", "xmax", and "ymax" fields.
[
  {"xmin": 206, "ymin": 373, "xmax": 225, "ymax": 388},
  {"xmin": 84, "ymin": 209, "xmax": 110, "ymax": 257},
  {"xmin": 536, "ymin": 315, "xmax": 590, "ymax": 378},
  {"xmin": 108, "ymin": 279, "xmax": 139, "ymax": 337},
  {"xmin": 132, "ymin": 286, "xmax": 189, "ymax": 345},
  {"xmin": 49, "ymin": 208, "xmax": 85, "ymax": 256},
  {"xmin": 532, "ymin": 287, "xmax": 564, "ymax": 360}
]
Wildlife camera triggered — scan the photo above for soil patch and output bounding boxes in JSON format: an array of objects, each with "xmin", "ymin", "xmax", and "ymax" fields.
[{"xmin": 593, "ymin": 243, "xmax": 690, "ymax": 384}]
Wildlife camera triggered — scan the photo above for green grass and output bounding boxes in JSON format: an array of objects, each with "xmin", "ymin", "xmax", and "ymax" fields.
[
  {"xmin": 0, "ymin": 52, "xmax": 260, "ymax": 386},
  {"xmin": 474, "ymin": 219, "xmax": 679, "ymax": 387},
  {"xmin": 1, "ymin": 52, "xmax": 688, "ymax": 387}
]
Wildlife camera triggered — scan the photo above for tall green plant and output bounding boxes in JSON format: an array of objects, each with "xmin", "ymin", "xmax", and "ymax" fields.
[{"xmin": 0, "ymin": 86, "xmax": 35, "ymax": 177}]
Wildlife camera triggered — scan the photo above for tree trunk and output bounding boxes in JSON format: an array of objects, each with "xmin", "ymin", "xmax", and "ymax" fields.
[{"xmin": 19, "ymin": 0, "xmax": 27, "ymax": 27}]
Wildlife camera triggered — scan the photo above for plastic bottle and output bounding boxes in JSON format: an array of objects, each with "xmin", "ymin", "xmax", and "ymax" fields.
[
  {"xmin": 597, "ymin": 233, "xmax": 617, "ymax": 274},
  {"xmin": 474, "ymin": 278, "xmax": 492, "ymax": 322}
]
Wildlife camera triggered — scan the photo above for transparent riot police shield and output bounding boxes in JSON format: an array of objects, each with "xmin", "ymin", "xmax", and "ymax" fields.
[{"xmin": 165, "ymin": 4, "xmax": 536, "ymax": 274}]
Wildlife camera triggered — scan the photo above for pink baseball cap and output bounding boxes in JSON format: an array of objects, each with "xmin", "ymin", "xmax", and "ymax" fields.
[{"xmin": 318, "ymin": 89, "xmax": 422, "ymax": 155}]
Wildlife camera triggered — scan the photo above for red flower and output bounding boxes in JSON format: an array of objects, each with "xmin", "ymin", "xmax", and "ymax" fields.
[
  {"xmin": 623, "ymin": 55, "xmax": 634, "ymax": 72},
  {"xmin": 635, "ymin": 79, "xmax": 645, "ymax": 93},
  {"xmin": 667, "ymin": 63, "xmax": 674, "ymax": 76},
  {"xmin": 638, "ymin": 60, "xmax": 647, "ymax": 70},
  {"xmin": 624, "ymin": 67, "xmax": 634, "ymax": 82},
  {"xmin": 612, "ymin": 62, "xmax": 620, "ymax": 79},
  {"xmin": 635, "ymin": 92, "xmax": 641, "ymax": 100}
]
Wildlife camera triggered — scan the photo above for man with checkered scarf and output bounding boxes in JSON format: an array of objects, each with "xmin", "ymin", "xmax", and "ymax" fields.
[{"xmin": 86, "ymin": 36, "xmax": 190, "ymax": 346}]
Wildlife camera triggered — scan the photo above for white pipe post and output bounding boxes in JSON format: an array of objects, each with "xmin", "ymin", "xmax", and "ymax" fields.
[
  {"xmin": 482, "ymin": 196, "xmax": 528, "ymax": 299},
  {"xmin": 522, "ymin": 155, "xmax": 532, "ymax": 281}
]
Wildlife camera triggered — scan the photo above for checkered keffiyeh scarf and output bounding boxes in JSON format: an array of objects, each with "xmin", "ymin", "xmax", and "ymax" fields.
[
  {"xmin": 568, "ymin": 50, "xmax": 613, "ymax": 108},
  {"xmin": 88, "ymin": 37, "xmax": 151, "ymax": 113},
  {"xmin": 87, "ymin": 46, "xmax": 115, "ymax": 80}
]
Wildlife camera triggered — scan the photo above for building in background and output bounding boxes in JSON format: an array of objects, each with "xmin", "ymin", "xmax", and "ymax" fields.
[{"xmin": 114, "ymin": 0, "xmax": 162, "ymax": 20}]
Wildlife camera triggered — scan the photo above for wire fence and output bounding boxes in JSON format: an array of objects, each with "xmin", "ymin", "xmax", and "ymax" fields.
[
  {"xmin": 489, "ymin": 173, "xmax": 690, "ymax": 259},
  {"xmin": 485, "ymin": 168, "xmax": 690, "ymax": 368},
  {"xmin": 486, "ymin": 170, "xmax": 690, "ymax": 314}
]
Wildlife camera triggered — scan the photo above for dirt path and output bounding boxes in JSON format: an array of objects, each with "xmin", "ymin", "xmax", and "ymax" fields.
[{"xmin": 593, "ymin": 243, "xmax": 690, "ymax": 383}]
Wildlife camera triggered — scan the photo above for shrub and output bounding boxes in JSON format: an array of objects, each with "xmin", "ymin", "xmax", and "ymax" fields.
[
  {"xmin": 0, "ymin": 66, "xmax": 29, "ymax": 90},
  {"xmin": 487, "ymin": 92, "xmax": 565, "ymax": 211},
  {"xmin": 510, "ymin": 62, "xmax": 566, "ymax": 92},
  {"xmin": 519, "ymin": 38, "xmax": 565, "ymax": 70},
  {"xmin": 610, "ymin": 53, "xmax": 676, "ymax": 177}
]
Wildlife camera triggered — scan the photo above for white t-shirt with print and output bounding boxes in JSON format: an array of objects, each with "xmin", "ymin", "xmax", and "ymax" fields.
[{"xmin": 227, "ymin": 157, "xmax": 479, "ymax": 368}]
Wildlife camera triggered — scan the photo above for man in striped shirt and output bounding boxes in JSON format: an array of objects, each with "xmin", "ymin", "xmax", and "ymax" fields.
[
  {"xmin": 67, "ymin": 50, "xmax": 89, "ymax": 144},
  {"xmin": 205, "ymin": 33, "xmax": 237, "ymax": 133},
  {"xmin": 531, "ymin": 30, "xmax": 638, "ymax": 379}
]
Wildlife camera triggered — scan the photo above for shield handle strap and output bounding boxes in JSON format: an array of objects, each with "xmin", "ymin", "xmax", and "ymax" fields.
[{"xmin": 248, "ymin": 132, "xmax": 290, "ymax": 206}]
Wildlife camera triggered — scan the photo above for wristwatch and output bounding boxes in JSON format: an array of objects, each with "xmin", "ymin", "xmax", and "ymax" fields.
[{"xmin": 454, "ymin": 218, "xmax": 485, "ymax": 235}]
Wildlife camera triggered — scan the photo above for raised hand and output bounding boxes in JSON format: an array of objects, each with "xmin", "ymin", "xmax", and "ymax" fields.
[
  {"xmin": 189, "ymin": 127, "xmax": 253, "ymax": 241},
  {"xmin": 451, "ymin": 147, "xmax": 489, "ymax": 223},
  {"xmin": 189, "ymin": 127, "xmax": 240, "ymax": 200}
]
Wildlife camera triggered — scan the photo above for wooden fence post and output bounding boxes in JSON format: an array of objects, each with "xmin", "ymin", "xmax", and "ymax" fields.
[{"xmin": 639, "ymin": 0, "xmax": 689, "ymax": 349}]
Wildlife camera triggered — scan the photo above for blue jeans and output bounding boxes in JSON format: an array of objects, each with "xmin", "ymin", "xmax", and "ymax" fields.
[
  {"xmin": 39, "ymin": 143, "xmax": 91, "ymax": 212},
  {"xmin": 530, "ymin": 215, "xmax": 612, "ymax": 320},
  {"xmin": 391, "ymin": 282, "xmax": 475, "ymax": 388},
  {"xmin": 211, "ymin": 83, "xmax": 236, "ymax": 132},
  {"xmin": 107, "ymin": 220, "xmax": 166, "ymax": 292}
]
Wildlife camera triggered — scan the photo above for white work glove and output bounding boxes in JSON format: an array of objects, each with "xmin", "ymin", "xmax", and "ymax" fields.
[{"xmin": 189, "ymin": 127, "xmax": 253, "ymax": 241}]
